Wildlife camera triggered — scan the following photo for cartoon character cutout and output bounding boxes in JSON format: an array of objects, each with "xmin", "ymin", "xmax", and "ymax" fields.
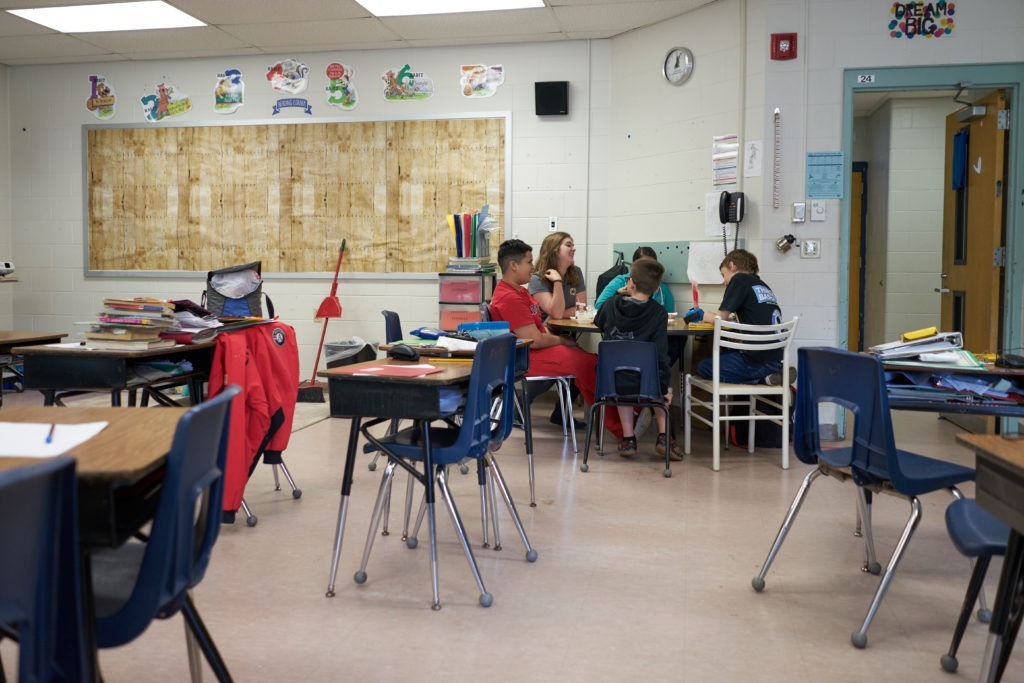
[
  {"xmin": 266, "ymin": 58, "xmax": 309, "ymax": 94},
  {"xmin": 381, "ymin": 64, "xmax": 434, "ymax": 101},
  {"xmin": 140, "ymin": 80, "xmax": 191, "ymax": 122},
  {"xmin": 460, "ymin": 64, "xmax": 504, "ymax": 98},
  {"xmin": 325, "ymin": 62, "xmax": 358, "ymax": 111},
  {"xmin": 214, "ymin": 68, "xmax": 244, "ymax": 114},
  {"xmin": 86, "ymin": 74, "xmax": 116, "ymax": 120}
]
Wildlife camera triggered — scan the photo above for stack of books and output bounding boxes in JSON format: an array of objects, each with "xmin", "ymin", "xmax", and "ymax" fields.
[
  {"xmin": 446, "ymin": 256, "xmax": 496, "ymax": 273},
  {"xmin": 84, "ymin": 297, "xmax": 179, "ymax": 350}
]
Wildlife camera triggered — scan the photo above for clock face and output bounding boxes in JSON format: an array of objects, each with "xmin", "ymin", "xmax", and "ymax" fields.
[{"xmin": 663, "ymin": 47, "xmax": 694, "ymax": 85}]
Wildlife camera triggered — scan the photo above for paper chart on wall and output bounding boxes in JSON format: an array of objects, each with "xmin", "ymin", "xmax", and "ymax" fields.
[{"xmin": 687, "ymin": 242, "xmax": 727, "ymax": 285}]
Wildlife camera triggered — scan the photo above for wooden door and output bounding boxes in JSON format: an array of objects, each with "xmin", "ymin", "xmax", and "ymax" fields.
[
  {"xmin": 941, "ymin": 89, "xmax": 1008, "ymax": 354},
  {"xmin": 848, "ymin": 166, "xmax": 866, "ymax": 351}
]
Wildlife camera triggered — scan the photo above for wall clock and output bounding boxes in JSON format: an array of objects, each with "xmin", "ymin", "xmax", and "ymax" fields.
[{"xmin": 663, "ymin": 47, "xmax": 694, "ymax": 86}]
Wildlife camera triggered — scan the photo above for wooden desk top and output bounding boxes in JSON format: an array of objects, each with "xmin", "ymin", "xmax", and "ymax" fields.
[
  {"xmin": 958, "ymin": 432, "xmax": 1024, "ymax": 476},
  {"xmin": 319, "ymin": 357, "xmax": 473, "ymax": 385},
  {"xmin": 0, "ymin": 406, "xmax": 184, "ymax": 478},
  {"xmin": 0, "ymin": 330, "xmax": 66, "ymax": 351},
  {"xmin": 14, "ymin": 340, "xmax": 215, "ymax": 358},
  {"xmin": 546, "ymin": 317, "xmax": 705, "ymax": 335}
]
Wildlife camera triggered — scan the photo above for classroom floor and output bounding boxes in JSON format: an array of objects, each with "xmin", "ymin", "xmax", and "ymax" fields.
[{"xmin": 2, "ymin": 388, "xmax": 1022, "ymax": 683}]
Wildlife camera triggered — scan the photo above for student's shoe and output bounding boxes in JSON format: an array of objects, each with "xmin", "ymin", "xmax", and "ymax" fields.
[
  {"xmin": 633, "ymin": 407, "xmax": 653, "ymax": 440},
  {"xmin": 550, "ymin": 405, "xmax": 586, "ymax": 430},
  {"xmin": 655, "ymin": 433, "xmax": 683, "ymax": 461},
  {"xmin": 618, "ymin": 436, "xmax": 637, "ymax": 457},
  {"xmin": 765, "ymin": 367, "xmax": 797, "ymax": 386}
]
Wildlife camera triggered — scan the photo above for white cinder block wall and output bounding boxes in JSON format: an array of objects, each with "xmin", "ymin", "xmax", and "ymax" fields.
[{"xmin": 2, "ymin": 0, "xmax": 1023, "ymax": 379}]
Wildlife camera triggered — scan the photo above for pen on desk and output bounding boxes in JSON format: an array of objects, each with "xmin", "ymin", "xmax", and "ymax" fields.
[{"xmin": 45, "ymin": 423, "xmax": 56, "ymax": 444}]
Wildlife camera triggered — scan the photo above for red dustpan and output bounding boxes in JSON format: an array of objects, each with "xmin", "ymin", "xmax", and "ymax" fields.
[{"xmin": 298, "ymin": 241, "xmax": 345, "ymax": 402}]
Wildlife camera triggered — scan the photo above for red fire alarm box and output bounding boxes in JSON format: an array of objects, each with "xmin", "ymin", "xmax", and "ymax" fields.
[{"xmin": 771, "ymin": 33, "xmax": 797, "ymax": 60}]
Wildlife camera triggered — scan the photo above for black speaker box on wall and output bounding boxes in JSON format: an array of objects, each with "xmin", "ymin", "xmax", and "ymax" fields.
[{"xmin": 535, "ymin": 81, "xmax": 568, "ymax": 116}]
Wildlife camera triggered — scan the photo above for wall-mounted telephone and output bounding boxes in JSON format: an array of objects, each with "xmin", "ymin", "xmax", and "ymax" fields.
[{"xmin": 719, "ymin": 191, "xmax": 745, "ymax": 224}]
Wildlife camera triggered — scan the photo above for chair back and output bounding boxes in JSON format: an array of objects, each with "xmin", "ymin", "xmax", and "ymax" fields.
[
  {"xmin": 794, "ymin": 347, "xmax": 883, "ymax": 468},
  {"xmin": 710, "ymin": 316, "xmax": 799, "ymax": 384},
  {"xmin": 381, "ymin": 310, "xmax": 403, "ymax": 344},
  {"xmin": 595, "ymin": 340, "xmax": 664, "ymax": 402},
  {"xmin": 94, "ymin": 384, "xmax": 240, "ymax": 646},
  {"xmin": 0, "ymin": 456, "xmax": 87, "ymax": 681},
  {"xmin": 456, "ymin": 333, "xmax": 518, "ymax": 458}
]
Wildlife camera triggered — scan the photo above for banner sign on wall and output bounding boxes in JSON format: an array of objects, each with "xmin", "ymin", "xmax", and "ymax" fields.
[
  {"xmin": 382, "ymin": 64, "xmax": 434, "ymax": 101},
  {"xmin": 214, "ymin": 68, "xmax": 244, "ymax": 114},
  {"xmin": 888, "ymin": 2, "xmax": 955, "ymax": 39},
  {"xmin": 140, "ymin": 80, "xmax": 191, "ymax": 122},
  {"xmin": 326, "ymin": 62, "xmax": 358, "ymax": 110},
  {"xmin": 86, "ymin": 74, "xmax": 116, "ymax": 120},
  {"xmin": 460, "ymin": 64, "xmax": 504, "ymax": 98}
]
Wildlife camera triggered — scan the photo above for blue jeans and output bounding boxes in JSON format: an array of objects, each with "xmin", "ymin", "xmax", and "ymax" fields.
[{"xmin": 698, "ymin": 351, "xmax": 781, "ymax": 385}]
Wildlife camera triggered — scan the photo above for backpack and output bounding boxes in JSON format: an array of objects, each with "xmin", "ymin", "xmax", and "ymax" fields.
[
  {"xmin": 203, "ymin": 261, "xmax": 275, "ymax": 318},
  {"xmin": 596, "ymin": 250, "xmax": 628, "ymax": 296}
]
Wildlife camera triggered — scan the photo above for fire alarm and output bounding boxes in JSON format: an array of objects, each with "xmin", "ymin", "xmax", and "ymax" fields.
[{"xmin": 771, "ymin": 33, "xmax": 797, "ymax": 60}]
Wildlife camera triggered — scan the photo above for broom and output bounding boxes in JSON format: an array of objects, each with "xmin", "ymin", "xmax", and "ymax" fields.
[{"xmin": 297, "ymin": 240, "xmax": 346, "ymax": 403}]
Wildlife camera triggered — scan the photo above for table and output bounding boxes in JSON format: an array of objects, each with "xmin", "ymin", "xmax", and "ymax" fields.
[
  {"xmin": 957, "ymin": 432, "xmax": 1024, "ymax": 683},
  {"xmin": 15, "ymin": 340, "xmax": 215, "ymax": 407},
  {"xmin": 319, "ymin": 358, "xmax": 476, "ymax": 602},
  {"xmin": 1, "ymin": 405, "xmax": 184, "ymax": 682},
  {"xmin": 0, "ymin": 330, "xmax": 66, "ymax": 407},
  {"xmin": 545, "ymin": 317, "xmax": 706, "ymax": 336}
]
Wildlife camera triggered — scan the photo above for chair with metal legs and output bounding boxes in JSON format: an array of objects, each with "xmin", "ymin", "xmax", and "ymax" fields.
[
  {"xmin": 353, "ymin": 334, "xmax": 519, "ymax": 609},
  {"xmin": 940, "ymin": 497, "xmax": 1010, "ymax": 673},
  {"xmin": 750, "ymin": 347, "xmax": 975, "ymax": 649}
]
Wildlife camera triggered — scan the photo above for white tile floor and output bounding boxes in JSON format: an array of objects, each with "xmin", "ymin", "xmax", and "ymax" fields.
[{"xmin": 2, "ymin": 389, "xmax": 1022, "ymax": 682}]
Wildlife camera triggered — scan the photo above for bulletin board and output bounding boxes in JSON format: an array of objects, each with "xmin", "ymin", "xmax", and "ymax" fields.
[{"xmin": 84, "ymin": 115, "xmax": 507, "ymax": 275}]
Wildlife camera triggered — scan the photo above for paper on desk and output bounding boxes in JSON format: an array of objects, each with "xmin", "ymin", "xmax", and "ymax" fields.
[{"xmin": 0, "ymin": 421, "xmax": 108, "ymax": 458}]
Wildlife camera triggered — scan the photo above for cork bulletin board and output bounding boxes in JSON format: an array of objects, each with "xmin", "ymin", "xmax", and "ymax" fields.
[{"xmin": 84, "ymin": 115, "xmax": 507, "ymax": 275}]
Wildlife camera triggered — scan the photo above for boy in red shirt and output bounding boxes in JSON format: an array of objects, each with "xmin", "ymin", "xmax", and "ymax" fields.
[{"xmin": 489, "ymin": 239, "xmax": 622, "ymax": 440}]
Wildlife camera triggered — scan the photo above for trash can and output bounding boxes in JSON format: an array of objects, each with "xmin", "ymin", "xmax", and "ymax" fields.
[{"xmin": 325, "ymin": 336, "xmax": 378, "ymax": 368}]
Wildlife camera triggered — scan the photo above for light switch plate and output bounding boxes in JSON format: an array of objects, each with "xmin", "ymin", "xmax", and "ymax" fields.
[
  {"xmin": 810, "ymin": 200, "xmax": 826, "ymax": 221},
  {"xmin": 801, "ymin": 238, "xmax": 821, "ymax": 259},
  {"xmin": 792, "ymin": 202, "xmax": 806, "ymax": 223}
]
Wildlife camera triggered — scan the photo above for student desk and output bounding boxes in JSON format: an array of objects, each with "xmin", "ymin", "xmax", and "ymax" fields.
[
  {"xmin": 0, "ymin": 330, "xmax": 66, "ymax": 407},
  {"xmin": 319, "ymin": 358, "xmax": 476, "ymax": 600},
  {"xmin": 545, "ymin": 316, "xmax": 706, "ymax": 337},
  {"xmin": 14, "ymin": 341, "xmax": 215, "ymax": 407},
  {"xmin": 956, "ymin": 433, "xmax": 1024, "ymax": 683},
  {"xmin": 0, "ymin": 405, "xmax": 184, "ymax": 683}
]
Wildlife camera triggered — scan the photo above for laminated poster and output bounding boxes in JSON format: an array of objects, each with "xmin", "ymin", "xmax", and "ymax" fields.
[
  {"xmin": 382, "ymin": 64, "xmax": 434, "ymax": 101},
  {"xmin": 325, "ymin": 62, "xmax": 358, "ymax": 111},
  {"xmin": 460, "ymin": 64, "xmax": 504, "ymax": 98},
  {"xmin": 214, "ymin": 68, "xmax": 244, "ymax": 114},
  {"xmin": 140, "ymin": 80, "xmax": 191, "ymax": 122},
  {"xmin": 86, "ymin": 74, "xmax": 116, "ymax": 120},
  {"xmin": 266, "ymin": 58, "xmax": 309, "ymax": 94}
]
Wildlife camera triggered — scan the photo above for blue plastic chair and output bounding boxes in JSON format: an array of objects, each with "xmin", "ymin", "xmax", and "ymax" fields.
[
  {"xmin": 940, "ymin": 498, "xmax": 1010, "ymax": 673},
  {"xmin": 89, "ymin": 384, "xmax": 240, "ymax": 682},
  {"xmin": 381, "ymin": 309, "xmax": 403, "ymax": 344},
  {"xmin": 581, "ymin": 340, "xmax": 673, "ymax": 477},
  {"xmin": 749, "ymin": 347, "xmax": 975, "ymax": 649},
  {"xmin": 355, "ymin": 333, "xmax": 518, "ymax": 609},
  {"xmin": 0, "ymin": 456, "xmax": 87, "ymax": 682}
]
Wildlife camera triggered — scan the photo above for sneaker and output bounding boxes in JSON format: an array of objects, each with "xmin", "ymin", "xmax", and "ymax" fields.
[
  {"xmin": 633, "ymin": 407, "xmax": 653, "ymax": 440},
  {"xmin": 765, "ymin": 367, "xmax": 797, "ymax": 386},
  {"xmin": 618, "ymin": 436, "xmax": 637, "ymax": 457},
  {"xmin": 655, "ymin": 433, "xmax": 684, "ymax": 461}
]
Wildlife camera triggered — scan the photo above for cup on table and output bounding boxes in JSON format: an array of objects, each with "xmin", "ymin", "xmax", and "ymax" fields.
[{"xmin": 667, "ymin": 311, "xmax": 678, "ymax": 321}]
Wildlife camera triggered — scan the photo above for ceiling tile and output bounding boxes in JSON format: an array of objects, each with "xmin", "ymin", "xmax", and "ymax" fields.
[
  {"xmin": 220, "ymin": 17, "xmax": 397, "ymax": 46},
  {"xmin": 379, "ymin": 8, "xmax": 562, "ymax": 40},
  {"xmin": 171, "ymin": 0, "xmax": 371, "ymax": 25},
  {"xmin": 0, "ymin": 33, "xmax": 111, "ymax": 60},
  {"xmin": 69, "ymin": 26, "xmax": 249, "ymax": 53}
]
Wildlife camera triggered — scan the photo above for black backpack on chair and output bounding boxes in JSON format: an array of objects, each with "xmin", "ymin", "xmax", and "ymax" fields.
[
  {"xmin": 203, "ymin": 261, "xmax": 275, "ymax": 318},
  {"xmin": 596, "ymin": 250, "xmax": 628, "ymax": 297}
]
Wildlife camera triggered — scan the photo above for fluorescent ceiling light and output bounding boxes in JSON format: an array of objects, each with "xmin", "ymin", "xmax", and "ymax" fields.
[
  {"xmin": 354, "ymin": 0, "xmax": 544, "ymax": 17},
  {"xmin": 7, "ymin": 1, "xmax": 205, "ymax": 33}
]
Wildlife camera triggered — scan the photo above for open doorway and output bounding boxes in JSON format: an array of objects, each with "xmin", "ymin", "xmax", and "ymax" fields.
[{"xmin": 841, "ymin": 64, "xmax": 1024, "ymax": 360}]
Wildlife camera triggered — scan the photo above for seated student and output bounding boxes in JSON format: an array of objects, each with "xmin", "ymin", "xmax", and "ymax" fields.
[
  {"xmin": 686, "ymin": 248, "xmax": 785, "ymax": 385},
  {"xmin": 594, "ymin": 246, "xmax": 675, "ymax": 312},
  {"xmin": 594, "ymin": 258, "xmax": 682, "ymax": 460},
  {"xmin": 528, "ymin": 231, "xmax": 586, "ymax": 320},
  {"xmin": 489, "ymin": 238, "xmax": 622, "ymax": 439}
]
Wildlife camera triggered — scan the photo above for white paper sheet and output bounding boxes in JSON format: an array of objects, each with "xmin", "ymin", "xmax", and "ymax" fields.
[{"xmin": 0, "ymin": 421, "xmax": 109, "ymax": 458}]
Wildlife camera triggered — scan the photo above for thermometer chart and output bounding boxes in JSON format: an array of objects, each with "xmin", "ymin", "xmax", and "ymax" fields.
[{"xmin": 772, "ymin": 108, "xmax": 782, "ymax": 209}]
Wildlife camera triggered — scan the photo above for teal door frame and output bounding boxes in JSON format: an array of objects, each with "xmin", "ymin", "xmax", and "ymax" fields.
[{"xmin": 841, "ymin": 63, "xmax": 1024, "ymax": 354}]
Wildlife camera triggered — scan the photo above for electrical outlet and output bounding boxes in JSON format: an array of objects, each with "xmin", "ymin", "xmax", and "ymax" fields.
[
  {"xmin": 801, "ymin": 238, "xmax": 821, "ymax": 259},
  {"xmin": 548, "ymin": 216, "xmax": 558, "ymax": 232}
]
